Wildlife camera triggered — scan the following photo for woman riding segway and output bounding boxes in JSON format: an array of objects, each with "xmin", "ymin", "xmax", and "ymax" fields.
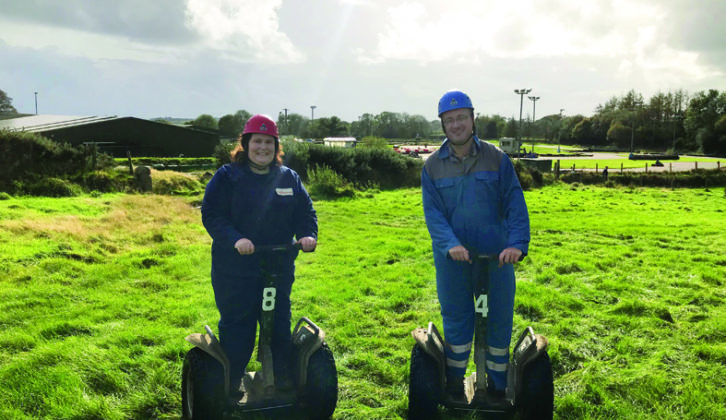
[{"xmin": 201, "ymin": 114, "xmax": 318, "ymax": 395}]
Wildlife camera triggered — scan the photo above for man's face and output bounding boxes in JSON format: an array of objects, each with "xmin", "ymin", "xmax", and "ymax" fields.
[{"xmin": 441, "ymin": 108, "xmax": 473, "ymax": 145}]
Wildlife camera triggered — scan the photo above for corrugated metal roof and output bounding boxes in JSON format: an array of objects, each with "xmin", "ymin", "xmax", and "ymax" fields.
[{"xmin": 0, "ymin": 115, "xmax": 119, "ymax": 132}]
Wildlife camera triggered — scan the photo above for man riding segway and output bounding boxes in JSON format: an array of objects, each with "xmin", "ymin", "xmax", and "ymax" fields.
[{"xmin": 410, "ymin": 90, "xmax": 551, "ymax": 419}]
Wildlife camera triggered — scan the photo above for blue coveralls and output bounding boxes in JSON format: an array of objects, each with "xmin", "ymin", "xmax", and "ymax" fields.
[
  {"xmin": 201, "ymin": 162, "xmax": 317, "ymax": 384},
  {"xmin": 421, "ymin": 136, "xmax": 530, "ymax": 390}
]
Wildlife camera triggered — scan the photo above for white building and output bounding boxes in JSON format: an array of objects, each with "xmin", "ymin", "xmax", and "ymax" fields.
[{"xmin": 323, "ymin": 137, "xmax": 357, "ymax": 148}]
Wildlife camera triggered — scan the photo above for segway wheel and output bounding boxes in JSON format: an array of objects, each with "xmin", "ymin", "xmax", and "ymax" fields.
[
  {"xmin": 408, "ymin": 345, "xmax": 440, "ymax": 420},
  {"xmin": 516, "ymin": 351, "xmax": 554, "ymax": 420},
  {"xmin": 305, "ymin": 342, "xmax": 338, "ymax": 420},
  {"xmin": 181, "ymin": 347, "xmax": 226, "ymax": 420}
]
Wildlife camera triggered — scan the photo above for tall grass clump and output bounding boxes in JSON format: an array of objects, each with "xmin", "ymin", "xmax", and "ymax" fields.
[{"xmin": 306, "ymin": 164, "xmax": 356, "ymax": 198}]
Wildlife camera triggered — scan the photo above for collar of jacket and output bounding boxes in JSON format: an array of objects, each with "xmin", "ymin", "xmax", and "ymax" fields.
[{"xmin": 438, "ymin": 135, "xmax": 481, "ymax": 159}]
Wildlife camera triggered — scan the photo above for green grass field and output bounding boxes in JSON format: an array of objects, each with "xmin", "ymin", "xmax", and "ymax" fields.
[{"xmin": 1, "ymin": 184, "xmax": 725, "ymax": 419}]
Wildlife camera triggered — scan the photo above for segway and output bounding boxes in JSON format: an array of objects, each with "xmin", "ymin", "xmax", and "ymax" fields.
[
  {"xmin": 182, "ymin": 243, "xmax": 338, "ymax": 420},
  {"xmin": 408, "ymin": 252, "xmax": 554, "ymax": 419}
]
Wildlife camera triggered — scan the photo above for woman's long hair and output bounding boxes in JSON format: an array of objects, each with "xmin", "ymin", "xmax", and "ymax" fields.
[{"xmin": 230, "ymin": 133, "xmax": 284, "ymax": 165}]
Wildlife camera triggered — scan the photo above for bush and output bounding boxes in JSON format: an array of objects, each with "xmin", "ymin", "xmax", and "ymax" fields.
[
  {"xmin": 0, "ymin": 130, "xmax": 115, "ymax": 194},
  {"xmin": 213, "ymin": 141, "xmax": 237, "ymax": 168},
  {"xmin": 76, "ymin": 171, "xmax": 131, "ymax": 193},
  {"xmin": 150, "ymin": 169, "xmax": 204, "ymax": 195},
  {"xmin": 306, "ymin": 165, "xmax": 355, "ymax": 198},
  {"xmin": 358, "ymin": 136, "xmax": 389, "ymax": 149},
  {"xmin": 23, "ymin": 178, "xmax": 82, "ymax": 197},
  {"xmin": 0, "ymin": 192, "xmax": 11, "ymax": 200}
]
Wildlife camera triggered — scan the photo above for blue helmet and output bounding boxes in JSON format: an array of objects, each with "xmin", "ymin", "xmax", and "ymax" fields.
[{"xmin": 438, "ymin": 90, "xmax": 474, "ymax": 117}]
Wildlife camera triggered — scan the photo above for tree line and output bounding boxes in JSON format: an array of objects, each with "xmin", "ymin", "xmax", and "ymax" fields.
[
  {"xmin": 182, "ymin": 89, "xmax": 725, "ymax": 155},
  {"xmin": 2, "ymin": 87, "xmax": 724, "ymax": 155}
]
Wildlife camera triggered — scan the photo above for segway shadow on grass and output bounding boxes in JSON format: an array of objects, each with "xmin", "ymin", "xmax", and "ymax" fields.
[
  {"xmin": 408, "ymin": 252, "xmax": 554, "ymax": 419},
  {"xmin": 182, "ymin": 243, "xmax": 338, "ymax": 419}
]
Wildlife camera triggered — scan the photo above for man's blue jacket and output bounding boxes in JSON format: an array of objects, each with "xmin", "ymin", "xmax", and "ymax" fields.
[{"xmin": 421, "ymin": 136, "xmax": 529, "ymax": 259}]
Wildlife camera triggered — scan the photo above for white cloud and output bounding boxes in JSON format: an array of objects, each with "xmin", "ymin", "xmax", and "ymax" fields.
[
  {"xmin": 356, "ymin": 0, "xmax": 722, "ymax": 89},
  {"xmin": 0, "ymin": 18, "xmax": 183, "ymax": 63},
  {"xmin": 184, "ymin": 0, "xmax": 304, "ymax": 64}
]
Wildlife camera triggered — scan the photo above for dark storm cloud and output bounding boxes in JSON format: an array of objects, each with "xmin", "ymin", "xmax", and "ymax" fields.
[{"xmin": 0, "ymin": 0, "xmax": 198, "ymax": 44}]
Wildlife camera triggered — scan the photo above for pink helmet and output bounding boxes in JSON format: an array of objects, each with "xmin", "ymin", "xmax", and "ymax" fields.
[{"xmin": 242, "ymin": 114, "xmax": 279, "ymax": 138}]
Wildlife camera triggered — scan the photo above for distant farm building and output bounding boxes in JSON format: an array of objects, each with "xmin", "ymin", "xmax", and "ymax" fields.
[
  {"xmin": 498, "ymin": 137, "xmax": 522, "ymax": 154},
  {"xmin": 0, "ymin": 115, "xmax": 220, "ymax": 157},
  {"xmin": 323, "ymin": 137, "xmax": 357, "ymax": 148}
]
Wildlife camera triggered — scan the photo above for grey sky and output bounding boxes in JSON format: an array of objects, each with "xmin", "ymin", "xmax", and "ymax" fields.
[{"xmin": 1, "ymin": 0, "xmax": 724, "ymax": 123}]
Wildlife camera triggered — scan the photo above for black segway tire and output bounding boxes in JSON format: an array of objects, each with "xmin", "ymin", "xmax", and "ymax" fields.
[
  {"xmin": 181, "ymin": 347, "xmax": 226, "ymax": 420},
  {"xmin": 516, "ymin": 351, "xmax": 554, "ymax": 420},
  {"xmin": 408, "ymin": 345, "xmax": 440, "ymax": 420},
  {"xmin": 305, "ymin": 342, "xmax": 338, "ymax": 420}
]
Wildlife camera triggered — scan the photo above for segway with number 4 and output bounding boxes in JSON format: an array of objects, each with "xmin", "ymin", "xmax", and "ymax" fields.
[
  {"xmin": 408, "ymin": 252, "xmax": 553, "ymax": 419},
  {"xmin": 182, "ymin": 243, "xmax": 338, "ymax": 419}
]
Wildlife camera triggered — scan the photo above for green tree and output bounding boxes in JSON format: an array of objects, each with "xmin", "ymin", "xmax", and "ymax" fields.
[
  {"xmin": 309, "ymin": 116, "xmax": 349, "ymax": 138},
  {"xmin": 503, "ymin": 117, "xmax": 517, "ymax": 138},
  {"xmin": 0, "ymin": 89, "xmax": 17, "ymax": 115},
  {"xmin": 188, "ymin": 114, "xmax": 218, "ymax": 130},
  {"xmin": 218, "ymin": 110, "xmax": 250, "ymax": 135},
  {"xmin": 684, "ymin": 89, "xmax": 726, "ymax": 154},
  {"xmin": 282, "ymin": 113, "xmax": 308, "ymax": 138},
  {"xmin": 607, "ymin": 121, "xmax": 631, "ymax": 150},
  {"xmin": 358, "ymin": 136, "xmax": 389, "ymax": 149}
]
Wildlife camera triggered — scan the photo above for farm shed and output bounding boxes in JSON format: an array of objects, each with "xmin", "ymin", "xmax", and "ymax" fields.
[{"xmin": 0, "ymin": 115, "xmax": 220, "ymax": 157}]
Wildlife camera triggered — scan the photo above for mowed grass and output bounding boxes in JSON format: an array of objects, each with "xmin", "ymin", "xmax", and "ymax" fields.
[{"xmin": 1, "ymin": 185, "xmax": 725, "ymax": 419}]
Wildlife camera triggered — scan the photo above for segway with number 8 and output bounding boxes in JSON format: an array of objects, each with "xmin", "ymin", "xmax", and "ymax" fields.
[
  {"xmin": 408, "ymin": 252, "xmax": 553, "ymax": 419},
  {"xmin": 182, "ymin": 243, "xmax": 338, "ymax": 419}
]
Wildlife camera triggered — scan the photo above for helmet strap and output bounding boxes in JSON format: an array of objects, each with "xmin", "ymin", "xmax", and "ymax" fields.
[{"xmin": 248, "ymin": 160, "xmax": 270, "ymax": 173}]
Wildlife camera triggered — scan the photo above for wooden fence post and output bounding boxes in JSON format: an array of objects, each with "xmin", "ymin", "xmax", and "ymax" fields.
[{"xmin": 126, "ymin": 151, "xmax": 134, "ymax": 175}]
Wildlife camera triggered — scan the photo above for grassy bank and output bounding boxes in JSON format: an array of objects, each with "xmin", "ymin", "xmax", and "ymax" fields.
[{"xmin": 1, "ymin": 184, "xmax": 725, "ymax": 419}]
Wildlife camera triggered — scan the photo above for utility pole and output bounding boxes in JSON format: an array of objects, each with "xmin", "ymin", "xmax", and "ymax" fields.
[
  {"xmin": 528, "ymin": 95, "xmax": 540, "ymax": 154},
  {"xmin": 514, "ymin": 89, "xmax": 532, "ymax": 154},
  {"xmin": 283, "ymin": 108, "xmax": 288, "ymax": 135},
  {"xmin": 34, "ymin": 91, "xmax": 38, "ymax": 115}
]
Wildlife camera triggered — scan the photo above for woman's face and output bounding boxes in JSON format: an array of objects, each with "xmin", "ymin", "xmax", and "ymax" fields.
[{"xmin": 247, "ymin": 133, "xmax": 276, "ymax": 167}]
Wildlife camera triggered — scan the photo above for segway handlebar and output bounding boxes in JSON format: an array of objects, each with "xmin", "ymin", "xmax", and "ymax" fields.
[
  {"xmin": 252, "ymin": 242, "xmax": 305, "ymax": 253},
  {"xmin": 446, "ymin": 247, "xmax": 498, "ymax": 261}
]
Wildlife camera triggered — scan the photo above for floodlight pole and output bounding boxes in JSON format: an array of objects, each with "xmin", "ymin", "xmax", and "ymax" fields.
[
  {"xmin": 34, "ymin": 91, "xmax": 38, "ymax": 115},
  {"xmin": 528, "ymin": 95, "xmax": 540, "ymax": 154},
  {"xmin": 310, "ymin": 105, "xmax": 316, "ymax": 122},
  {"xmin": 514, "ymin": 89, "xmax": 532, "ymax": 154}
]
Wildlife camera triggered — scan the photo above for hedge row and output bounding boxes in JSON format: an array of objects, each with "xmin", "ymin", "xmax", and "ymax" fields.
[
  {"xmin": 560, "ymin": 170, "xmax": 726, "ymax": 188},
  {"xmin": 213, "ymin": 140, "xmax": 424, "ymax": 190},
  {"xmin": 0, "ymin": 130, "xmax": 133, "ymax": 196}
]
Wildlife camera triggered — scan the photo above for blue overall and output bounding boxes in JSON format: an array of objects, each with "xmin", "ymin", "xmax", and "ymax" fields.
[
  {"xmin": 421, "ymin": 136, "xmax": 530, "ymax": 390},
  {"xmin": 201, "ymin": 162, "xmax": 317, "ymax": 383}
]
